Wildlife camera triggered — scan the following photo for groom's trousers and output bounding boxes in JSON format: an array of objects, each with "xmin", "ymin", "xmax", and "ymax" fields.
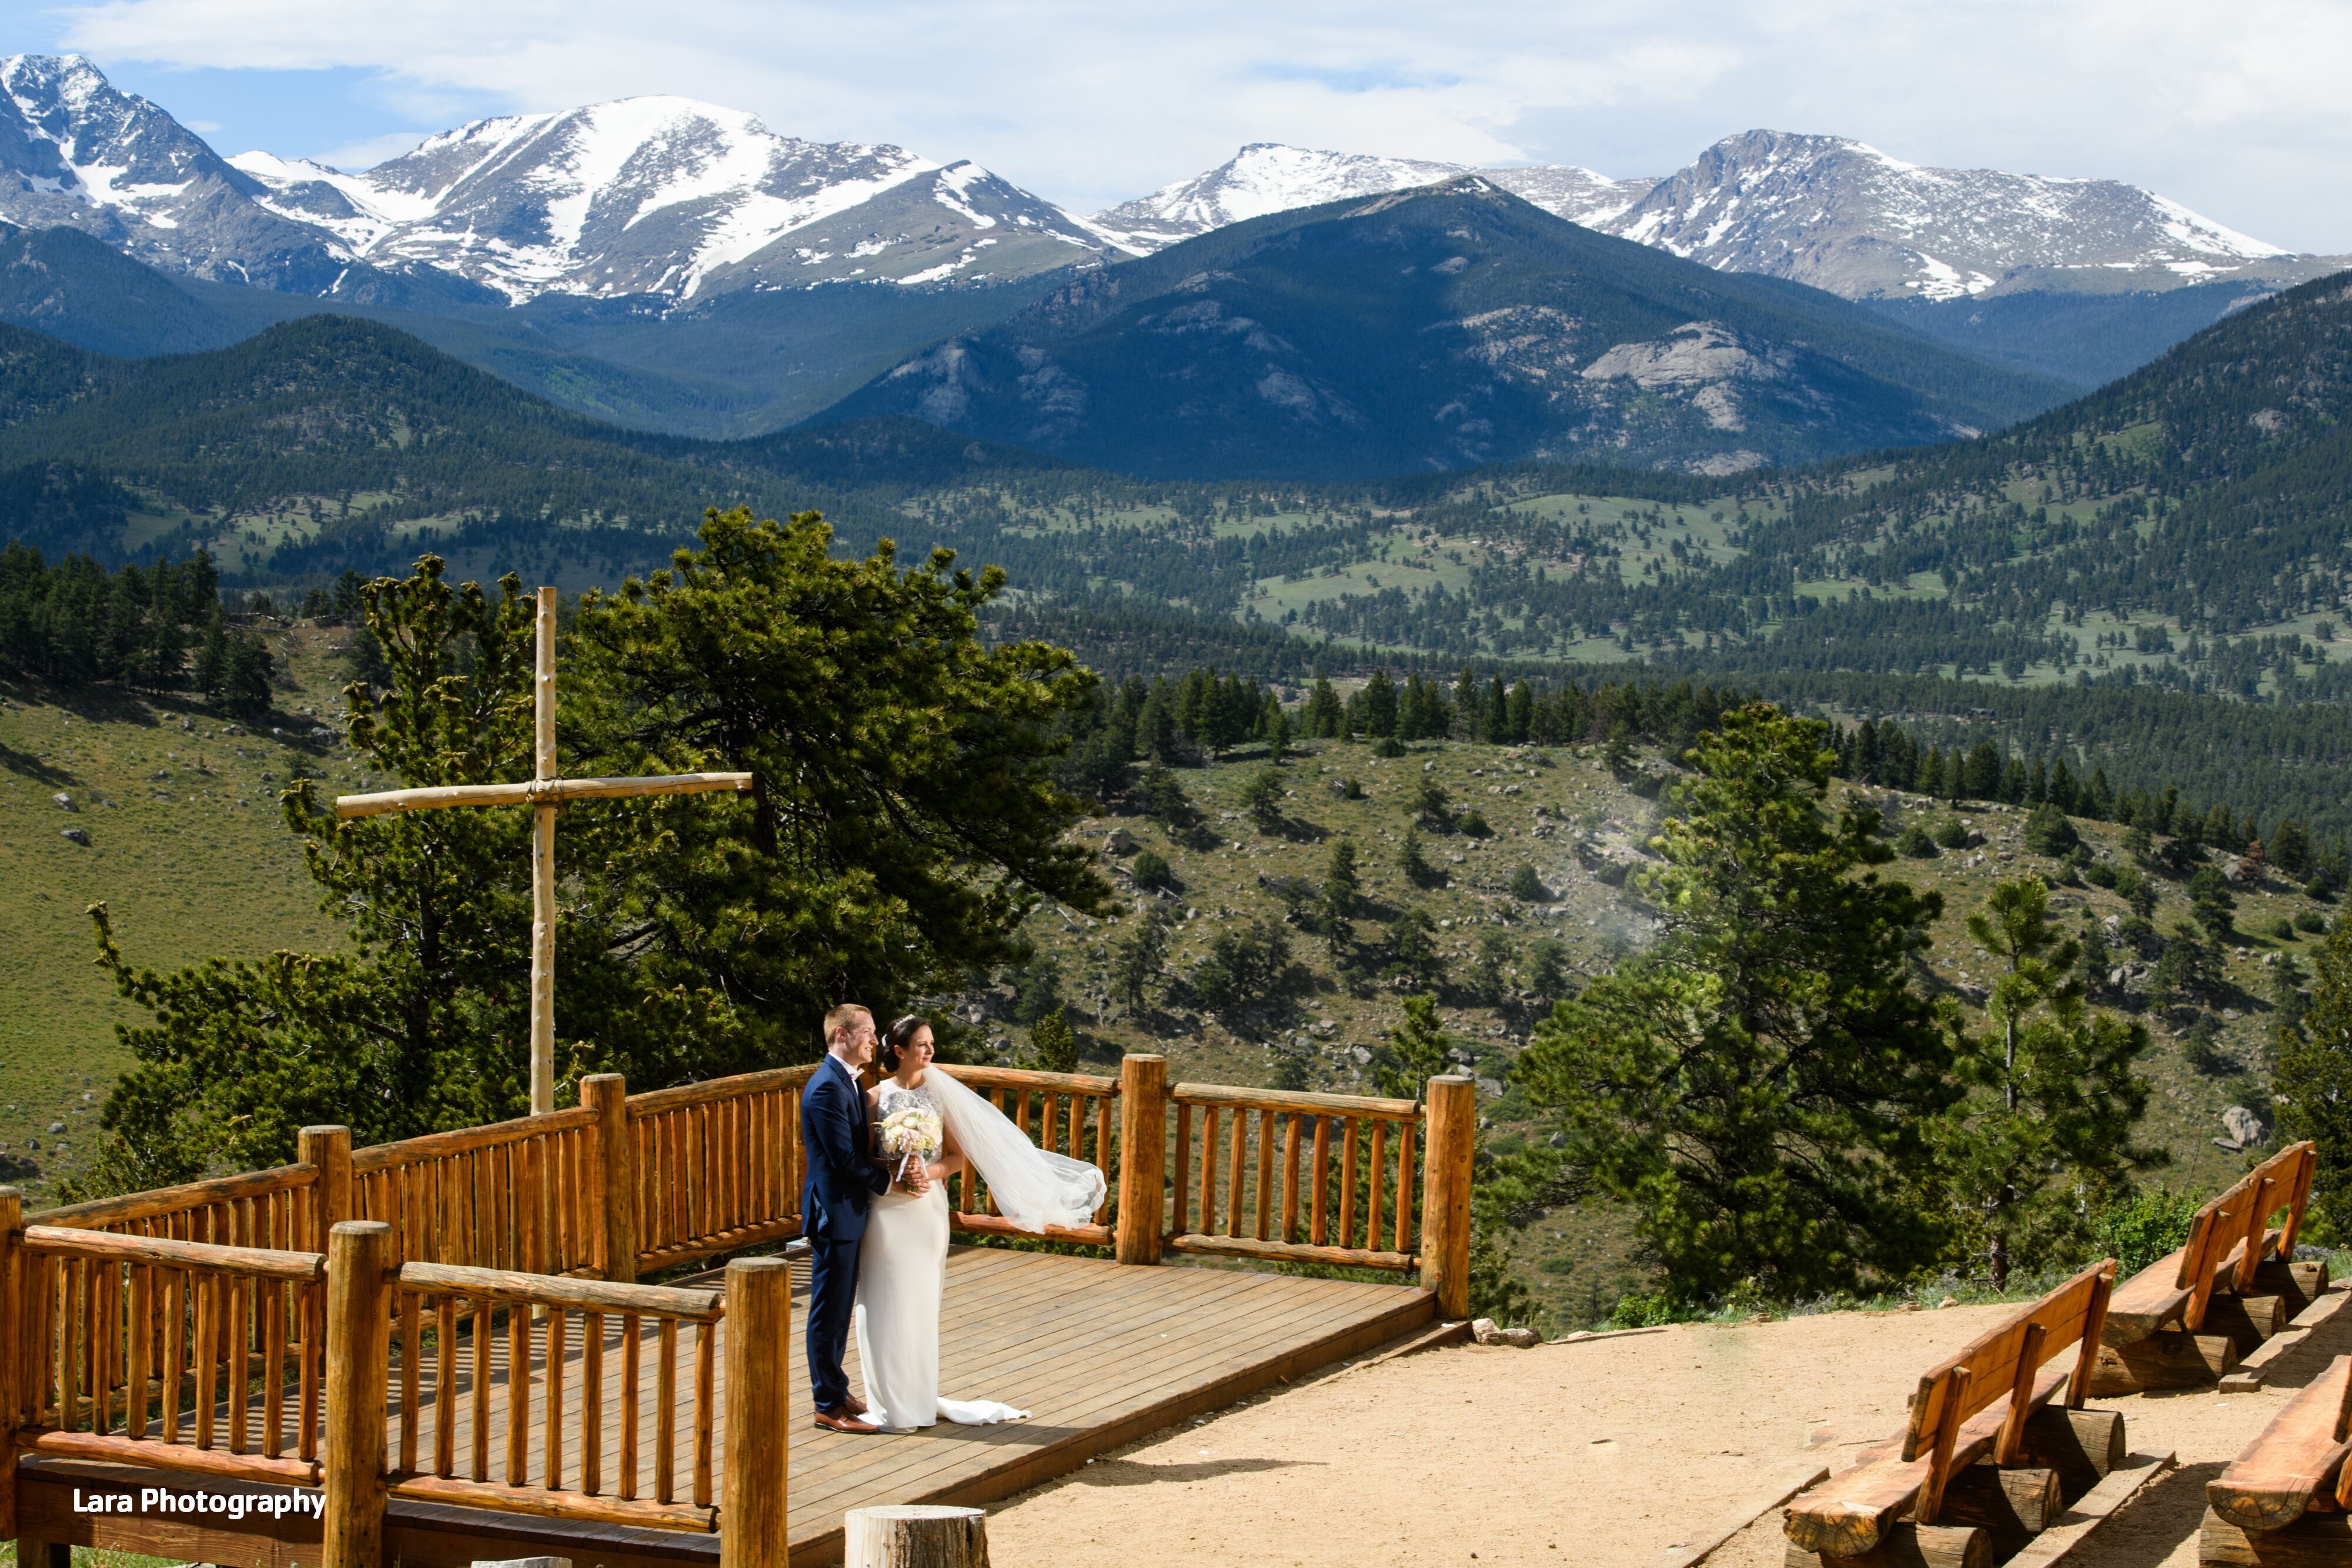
[{"xmin": 805, "ymin": 1236, "xmax": 861, "ymax": 1411}]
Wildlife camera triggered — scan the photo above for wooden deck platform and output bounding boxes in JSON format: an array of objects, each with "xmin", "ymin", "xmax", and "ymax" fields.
[{"xmin": 18, "ymin": 1246, "xmax": 1434, "ymax": 1568}]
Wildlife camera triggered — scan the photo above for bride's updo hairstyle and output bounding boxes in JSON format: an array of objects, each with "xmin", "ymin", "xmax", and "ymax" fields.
[{"xmin": 880, "ymin": 1015, "xmax": 928, "ymax": 1072}]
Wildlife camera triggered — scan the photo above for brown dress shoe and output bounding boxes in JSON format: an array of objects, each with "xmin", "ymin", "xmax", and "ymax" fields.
[
  {"xmin": 814, "ymin": 1406, "xmax": 880, "ymax": 1435},
  {"xmin": 843, "ymin": 1394, "xmax": 868, "ymax": 1416}
]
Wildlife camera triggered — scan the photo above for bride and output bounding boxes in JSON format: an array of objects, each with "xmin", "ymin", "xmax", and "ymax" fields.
[{"xmin": 853, "ymin": 1014, "xmax": 1107, "ymax": 1432}]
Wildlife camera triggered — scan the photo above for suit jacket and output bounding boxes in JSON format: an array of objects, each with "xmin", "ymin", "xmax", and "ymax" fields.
[{"xmin": 800, "ymin": 1054, "xmax": 889, "ymax": 1242}]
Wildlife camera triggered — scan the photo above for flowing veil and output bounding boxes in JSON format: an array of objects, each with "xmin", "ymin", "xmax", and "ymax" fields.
[{"xmin": 927, "ymin": 1067, "xmax": 1107, "ymax": 1233}]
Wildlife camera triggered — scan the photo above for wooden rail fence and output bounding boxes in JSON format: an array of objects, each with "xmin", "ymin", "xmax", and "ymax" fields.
[{"xmin": 2, "ymin": 1058, "xmax": 1476, "ymax": 1566}]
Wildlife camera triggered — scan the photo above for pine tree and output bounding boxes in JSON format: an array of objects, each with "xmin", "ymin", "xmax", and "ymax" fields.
[
  {"xmin": 2279, "ymin": 918, "xmax": 2352, "ymax": 1239},
  {"xmin": 1379, "ymin": 994, "xmax": 1451, "ymax": 1099},
  {"xmin": 1112, "ymin": 905, "xmax": 1171, "ymax": 1012},
  {"xmin": 1321, "ymin": 839, "xmax": 1361, "ymax": 947},
  {"xmin": 1361, "ymin": 668, "xmax": 1399, "ymax": 739},
  {"xmin": 1304, "ymin": 673, "xmax": 1344, "ymax": 739},
  {"xmin": 1244, "ymin": 764, "xmax": 1287, "ymax": 833},
  {"xmin": 1940, "ymin": 878, "xmax": 2157, "ymax": 1288},
  {"xmin": 1025, "ymin": 1006, "xmax": 1080, "ymax": 1074},
  {"xmin": 1518, "ymin": 705, "xmax": 1957, "ymax": 1302}
]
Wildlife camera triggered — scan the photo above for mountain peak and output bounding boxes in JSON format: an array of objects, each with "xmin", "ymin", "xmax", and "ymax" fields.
[
  {"xmin": 1088, "ymin": 143, "xmax": 1652, "ymax": 253},
  {"xmin": 1611, "ymin": 127, "xmax": 2291, "ymax": 298}
]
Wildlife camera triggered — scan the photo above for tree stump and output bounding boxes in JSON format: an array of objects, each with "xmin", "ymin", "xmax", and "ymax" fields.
[
  {"xmin": 2024, "ymin": 1405, "xmax": 2128, "ymax": 1502},
  {"xmin": 1783, "ymin": 1522, "xmax": 1988, "ymax": 1568},
  {"xmin": 845, "ymin": 1505, "xmax": 990, "ymax": 1568},
  {"xmin": 2090, "ymin": 1329, "xmax": 2239, "ymax": 1395}
]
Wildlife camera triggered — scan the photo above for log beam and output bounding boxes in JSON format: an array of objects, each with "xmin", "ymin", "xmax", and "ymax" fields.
[
  {"xmin": 1117, "ymin": 1055, "xmax": 1167, "ymax": 1265},
  {"xmin": 323, "ymin": 1221, "xmax": 393, "ymax": 1568},
  {"xmin": 1419, "ymin": 1076, "xmax": 1474, "ymax": 1320},
  {"xmin": 720, "ymin": 1257, "xmax": 791, "ymax": 1568}
]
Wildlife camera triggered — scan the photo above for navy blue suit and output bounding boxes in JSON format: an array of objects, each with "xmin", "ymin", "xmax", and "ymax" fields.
[{"xmin": 800, "ymin": 1054, "xmax": 888, "ymax": 1411}]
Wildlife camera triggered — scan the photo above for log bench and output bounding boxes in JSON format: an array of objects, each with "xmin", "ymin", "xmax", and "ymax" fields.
[
  {"xmin": 1786, "ymin": 1260, "xmax": 2120, "ymax": 1568},
  {"xmin": 2203, "ymin": 1353, "xmax": 2352, "ymax": 1567},
  {"xmin": 2094, "ymin": 1142, "xmax": 2318, "ymax": 1396}
]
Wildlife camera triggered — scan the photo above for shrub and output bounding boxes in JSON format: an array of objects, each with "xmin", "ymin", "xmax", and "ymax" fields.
[
  {"xmin": 1933, "ymin": 816, "xmax": 1971, "ymax": 850},
  {"xmin": 2092, "ymin": 1185, "xmax": 2204, "ymax": 1275},
  {"xmin": 1606, "ymin": 1290, "xmax": 1683, "ymax": 1329},
  {"xmin": 1896, "ymin": 823, "xmax": 1939, "ymax": 858},
  {"xmin": 2298, "ymin": 910, "xmax": 2328, "ymax": 934},
  {"xmin": 1454, "ymin": 809, "xmax": 1492, "ymax": 838},
  {"xmin": 2024, "ymin": 803, "xmax": 2079, "ymax": 857},
  {"xmin": 2085, "ymin": 862, "xmax": 2118, "ymax": 889},
  {"xmin": 1509, "ymin": 863, "xmax": 1549, "ymax": 901},
  {"xmin": 1191, "ymin": 919, "xmax": 1295, "ymax": 1014},
  {"xmin": 1131, "ymin": 850, "xmax": 1173, "ymax": 890},
  {"xmin": 1373, "ymin": 736, "xmax": 1407, "ymax": 758},
  {"xmin": 2273, "ymin": 917, "xmax": 2300, "ymax": 941}
]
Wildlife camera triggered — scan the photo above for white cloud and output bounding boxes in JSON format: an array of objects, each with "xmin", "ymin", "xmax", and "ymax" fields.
[{"xmin": 44, "ymin": 0, "xmax": 2352, "ymax": 249}]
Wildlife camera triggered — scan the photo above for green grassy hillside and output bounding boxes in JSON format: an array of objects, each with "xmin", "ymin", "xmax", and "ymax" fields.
[{"xmin": 0, "ymin": 628, "xmax": 358, "ymax": 1202}]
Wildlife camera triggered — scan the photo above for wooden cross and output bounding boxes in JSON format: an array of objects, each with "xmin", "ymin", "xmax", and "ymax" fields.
[{"xmin": 334, "ymin": 586, "xmax": 753, "ymax": 1114}]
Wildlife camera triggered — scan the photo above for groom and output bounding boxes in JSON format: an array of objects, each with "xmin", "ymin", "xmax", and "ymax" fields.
[{"xmin": 800, "ymin": 1002, "xmax": 919, "ymax": 1435}]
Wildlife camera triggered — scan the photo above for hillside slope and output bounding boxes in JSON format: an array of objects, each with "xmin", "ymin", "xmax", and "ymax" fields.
[{"xmin": 818, "ymin": 178, "xmax": 2072, "ymax": 480}]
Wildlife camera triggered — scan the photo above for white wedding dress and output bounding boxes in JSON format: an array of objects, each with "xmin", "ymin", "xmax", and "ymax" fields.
[{"xmin": 851, "ymin": 1073, "xmax": 1108, "ymax": 1432}]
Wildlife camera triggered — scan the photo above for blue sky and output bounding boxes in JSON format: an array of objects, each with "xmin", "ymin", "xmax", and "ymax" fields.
[{"xmin": 16, "ymin": 0, "xmax": 2352, "ymax": 250}]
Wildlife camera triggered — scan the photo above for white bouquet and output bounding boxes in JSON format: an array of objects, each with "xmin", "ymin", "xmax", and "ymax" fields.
[{"xmin": 877, "ymin": 1103, "xmax": 943, "ymax": 1184}]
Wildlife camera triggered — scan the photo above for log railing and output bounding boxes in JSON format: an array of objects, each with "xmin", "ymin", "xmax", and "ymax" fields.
[
  {"xmin": 938, "ymin": 1064, "xmax": 1120, "ymax": 1248},
  {"xmin": 355, "ymin": 1108, "xmax": 600, "ymax": 1279},
  {"xmin": 0, "ymin": 1058, "xmax": 1477, "ymax": 1567},
  {"xmin": 627, "ymin": 1065, "xmax": 815, "ymax": 1278},
  {"xmin": 26, "ymin": 1157, "xmax": 321, "ymax": 1249},
  {"xmin": 4, "ymin": 1204, "xmax": 327, "ymax": 1491},
  {"xmin": 383, "ymin": 1258, "xmax": 728, "ymax": 1533},
  {"xmin": 1165, "ymin": 1082, "xmax": 1424, "ymax": 1270}
]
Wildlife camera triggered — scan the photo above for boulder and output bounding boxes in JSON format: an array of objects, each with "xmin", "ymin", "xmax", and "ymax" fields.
[
  {"xmin": 1471, "ymin": 1318, "xmax": 1540, "ymax": 1348},
  {"xmin": 2221, "ymin": 1105, "xmax": 2265, "ymax": 1148},
  {"xmin": 1102, "ymin": 828, "xmax": 1139, "ymax": 855},
  {"xmin": 60, "ymin": 827, "xmax": 89, "ymax": 847},
  {"xmin": 51, "ymin": 791, "xmax": 73, "ymax": 811}
]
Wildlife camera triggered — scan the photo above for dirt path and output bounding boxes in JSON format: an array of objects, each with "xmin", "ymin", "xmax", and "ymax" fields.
[{"xmin": 980, "ymin": 1288, "xmax": 2352, "ymax": 1568}]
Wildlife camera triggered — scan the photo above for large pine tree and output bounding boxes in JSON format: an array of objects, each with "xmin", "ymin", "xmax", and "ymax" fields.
[{"xmin": 1516, "ymin": 704, "xmax": 1957, "ymax": 1302}]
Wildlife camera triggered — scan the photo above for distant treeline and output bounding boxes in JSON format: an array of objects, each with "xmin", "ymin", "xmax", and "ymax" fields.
[{"xmin": 0, "ymin": 544, "xmax": 275, "ymax": 718}]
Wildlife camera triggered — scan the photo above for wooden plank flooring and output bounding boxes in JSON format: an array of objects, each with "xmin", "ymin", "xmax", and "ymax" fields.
[{"xmin": 178, "ymin": 1245, "xmax": 1431, "ymax": 1566}]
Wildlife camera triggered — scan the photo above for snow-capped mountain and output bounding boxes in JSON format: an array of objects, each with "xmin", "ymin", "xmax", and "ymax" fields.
[
  {"xmin": 1095, "ymin": 135, "xmax": 2329, "ymax": 302},
  {"xmin": 1088, "ymin": 142, "xmax": 1653, "ymax": 250},
  {"xmin": 230, "ymin": 97, "xmax": 1112, "ymax": 300},
  {"xmin": 0, "ymin": 56, "xmax": 1112, "ymax": 304},
  {"xmin": 1606, "ymin": 130, "xmax": 2291, "ymax": 300},
  {"xmin": 0, "ymin": 53, "xmax": 357, "ymax": 292}
]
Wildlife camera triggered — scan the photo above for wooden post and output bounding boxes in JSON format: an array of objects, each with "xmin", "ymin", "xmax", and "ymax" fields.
[
  {"xmin": 1117, "ymin": 1055, "xmax": 1167, "ymax": 1265},
  {"xmin": 301, "ymin": 1125, "xmax": 354, "ymax": 1253},
  {"xmin": 530, "ymin": 584, "xmax": 559, "ymax": 1116},
  {"xmin": 1419, "ymin": 1076, "xmax": 1474, "ymax": 1320},
  {"xmin": 0, "ymin": 1186, "xmax": 20, "ymax": 1541},
  {"xmin": 720, "ymin": 1257, "xmax": 791, "ymax": 1568},
  {"xmin": 845, "ymin": 1505, "xmax": 988, "ymax": 1567},
  {"xmin": 584, "ymin": 1074, "xmax": 638, "ymax": 1283},
  {"xmin": 322, "ymin": 1220, "xmax": 393, "ymax": 1568}
]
